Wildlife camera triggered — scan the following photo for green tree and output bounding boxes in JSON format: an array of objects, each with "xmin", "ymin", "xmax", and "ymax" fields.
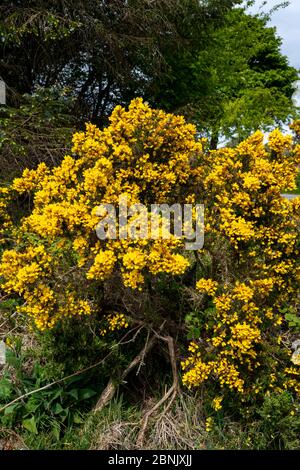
[
  {"xmin": 0, "ymin": 0, "xmax": 241, "ymax": 126},
  {"xmin": 151, "ymin": 5, "xmax": 299, "ymax": 146}
]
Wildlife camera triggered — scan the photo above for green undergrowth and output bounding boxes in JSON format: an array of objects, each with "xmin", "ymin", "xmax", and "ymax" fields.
[{"xmin": 1, "ymin": 326, "xmax": 300, "ymax": 450}]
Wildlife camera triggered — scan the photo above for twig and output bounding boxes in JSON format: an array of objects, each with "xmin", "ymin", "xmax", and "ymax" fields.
[
  {"xmin": 120, "ymin": 325, "xmax": 144, "ymax": 346},
  {"xmin": 93, "ymin": 331, "xmax": 157, "ymax": 413},
  {"xmin": 93, "ymin": 322, "xmax": 166, "ymax": 413},
  {"xmin": 136, "ymin": 328, "xmax": 150, "ymax": 375},
  {"xmin": 136, "ymin": 335, "xmax": 179, "ymax": 447}
]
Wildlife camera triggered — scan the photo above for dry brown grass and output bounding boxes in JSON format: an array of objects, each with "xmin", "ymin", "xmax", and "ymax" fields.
[{"xmin": 84, "ymin": 392, "xmax": 206, "ymax": 450}]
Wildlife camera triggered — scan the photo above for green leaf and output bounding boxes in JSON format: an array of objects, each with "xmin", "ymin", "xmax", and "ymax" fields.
[
  {"xmin": 67, "ymin": 389, "xmax": 79, "ymax": 400},
  {"xmin": 73, "ymin": 412, "xmax": 84, "ymax": 424},
  {"xmin": 52, "ymin": 402, "xmax": 64, "ymax": 414},
  {"xmin": 0, "ymin": 379, "xmax": 12, "ymax": 400},
  {"xmin": 22, "ymin": 416, "xmax": 38, "ymax": 434},
  {"xmin": 4, "ymin": 404, "xmax": 18, "ymax": 415},
  {"xmin": 48, "ymin": 388, "xmax": 63, "ymax": 405},
  {"xmin": 52, "ymin": 423, "xmax": 61, "ymax": 441},
  {"xmin": 78, "ymin": 388, "xmax": 97, "ymax": 401},
  {"xmin": 25, "ymin": 398, "xmax": 42, "ymax": 413}
]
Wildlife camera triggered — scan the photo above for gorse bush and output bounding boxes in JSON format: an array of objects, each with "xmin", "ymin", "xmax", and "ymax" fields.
[
  {"xmin": 0, "ymin": 98, "xmax": 201, "ymax": 330},
  {"xmin": 182, "ymin": 129, "xmax": 300, "ymax": 399},
  {"xmin": 1, "ymin": 99, "xmax": 300, "ymax": 428}
]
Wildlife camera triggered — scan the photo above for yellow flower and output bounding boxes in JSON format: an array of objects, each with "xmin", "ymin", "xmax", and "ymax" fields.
[
  {"xmin": 87, "ymin": 250, "xmax": 117, "ymax": 280},
  {"xmin": 196, "ymin": 278, "xmax": 218, "ymax": 296},
  {"xmin": 100, "ymin": 313, "xmax": 129, "ymax": 336},
  {"xmin": 205, "ymin": 417, "xmax": 214, "ymax": 432},
  {"xmin": 232, "ymin": 283, "xmax": 253, "ymax": 302},
  {"xmin": 212, "ymin": 396, "xmax": 223, "ymax": 411}
]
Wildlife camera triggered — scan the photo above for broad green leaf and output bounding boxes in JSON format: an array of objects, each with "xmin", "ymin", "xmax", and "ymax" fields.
[
  {"xmin": 22, "ymin": 416, "xmax": 38, "ymax": 434},
  {"xmin": 68, "ymin": 389, "xmax": 79, "ymax": 400}
]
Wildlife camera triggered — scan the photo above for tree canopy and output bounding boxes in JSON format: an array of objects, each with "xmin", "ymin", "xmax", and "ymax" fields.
[
  {"xmin": 1, "ymin": 1, "xmax": 298, "ymax": 145},
  {"xmin": 151, "ymin": 6, "xmax": 299, "ymax": 146},
  {"xmin": 1, "ymin": 0, "xmax": 241, "ymax": 125}
]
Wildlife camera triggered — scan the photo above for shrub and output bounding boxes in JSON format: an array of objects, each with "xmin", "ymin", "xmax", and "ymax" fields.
[{"xmin": 1, "ymin": 99, "xmax": 300, "ymax": 423}]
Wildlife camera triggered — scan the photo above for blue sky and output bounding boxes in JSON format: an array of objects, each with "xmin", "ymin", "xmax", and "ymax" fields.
[{"xmin": 247, "ymin": 0, "xmax": 300, "ymax": 69}]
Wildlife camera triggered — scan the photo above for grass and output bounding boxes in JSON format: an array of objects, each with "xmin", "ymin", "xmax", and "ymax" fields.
[{"xmin": 18, "ymin": 392, "xmax": 207, "ymax": 450}]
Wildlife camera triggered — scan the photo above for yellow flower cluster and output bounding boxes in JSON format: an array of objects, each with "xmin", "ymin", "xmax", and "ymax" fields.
[
  {"xmin": 100, "ymin": 313, "xmax": 129, "ymax": 336},
  {"xmin": 232, "ymin": 283, "xmax": 253, "ymax": 302},
  {"xmin": 182, "ymin": 274, "xmax": 292, "ymax": 393},
  {"xmin": 87, "ymin": 250, "xmax": 117, "ymax": 280},
  {"xmin": 1, "ymin": 99, "xmax": 300, "ymax": 404},
  {"xmin": 0, "ymin": 98, "xmax": 200, "ymax": 329},
  {"xmin": 182, "ymin": 128, "xmax": 300, "ymax": 399},
  {"xmin": 268, "ymin": 129, "xmax": 292, "ymax": 154},
  {"xmin": 181, "ymin": 357, "xmax": 214, "ymax": 388},
  {"xmin": 0, "ymin": 187, "xmax": 12, "ymax": 244},
  {"xmin": 205, "ymin": 417, "xmax": 214, "ymax": 432},
  {"xmin": 196, "ymin": 278, "xmax": 218, "ymax": 296},
  {"xmin": 0, "ymin": 246, "xmax": 52, "ymax": 294},
  {"xmin": 212, "ymin": 396, "xmax": 223, "ymax": 411},
  {"xmin": 229, "ymin": 322, "xmax": 261, "ymax": 356}
]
